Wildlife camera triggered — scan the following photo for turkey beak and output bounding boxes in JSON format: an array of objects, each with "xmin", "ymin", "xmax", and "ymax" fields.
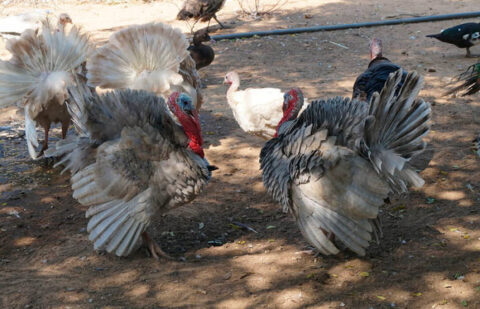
[{"xmin": 207, "ymin": 165, "xmax": 219, "ymax": 171}]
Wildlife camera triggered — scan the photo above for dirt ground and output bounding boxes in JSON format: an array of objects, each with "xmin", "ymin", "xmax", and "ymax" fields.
[{"xmin": 0, "ymin": 0, "xmax": 479, "ymax": 308}]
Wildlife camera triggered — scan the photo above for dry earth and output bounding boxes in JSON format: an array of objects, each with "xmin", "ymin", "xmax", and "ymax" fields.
[{"xmin": 0, "ymin": 0, "xmax": 479, "ymax": 308}]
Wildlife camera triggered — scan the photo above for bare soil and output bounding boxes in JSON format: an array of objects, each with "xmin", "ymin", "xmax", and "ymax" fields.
[{"xmin": 0, "ymin": 0, "xmax": 479, "ymax": 308}]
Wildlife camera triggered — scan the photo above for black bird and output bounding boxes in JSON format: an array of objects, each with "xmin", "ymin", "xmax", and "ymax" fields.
[
  {"xmin": 426, "ymin": 22, "xmax": 480, "ymax": 57},
  {"xmin": 352, "ymin": 38, "xmax": 407, "ymax": 101},
  {"xmin": 188, "ymin": 29, "xmax": 215, "ymax": 70}
]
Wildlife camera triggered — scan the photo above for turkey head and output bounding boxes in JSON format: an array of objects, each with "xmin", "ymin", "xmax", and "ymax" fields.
[
  {"xmin": 274, "ymin": 88, "xmax": 304, "ymax": 137},
  {"xmin": 168, "ymin": 92, "xmax": 204, "ymax": 158}
]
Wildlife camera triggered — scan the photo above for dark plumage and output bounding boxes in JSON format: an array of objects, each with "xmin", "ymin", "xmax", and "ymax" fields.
[
  {"xmin": 260, "ymin": 70, "xmax": 431, "ymax": 256},
  {"xmin": 444, "ymin": 62, "xmax": 480, "ymax": 96},
  {"xmin": 188, "ymin": 29, "xmax": 215, "ymax": 70},
  {"xmin": 426, "ymin": 22, "xmax": 480, "ymax": 57},
  {"xmin": 352, "ymin": 38, "xmax": 407, "ymax": 101},
  {"xmin": 177, "ymin": 0, "xmax": 226, "ymax": 29}
]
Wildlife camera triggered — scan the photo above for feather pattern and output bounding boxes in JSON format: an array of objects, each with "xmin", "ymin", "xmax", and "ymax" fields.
[
  {"xmin": 260, "ymin": 70, "xmax": 431, "ymax": 256},
  {"xmin": 47, "ymin": 88, "xmax": 211, "ymax": 256},
  {"xmin": 0, "ymin": 18, "xmax": 90, "ymax": 159},
  {"xmin": 87, "ymin": 22, "xmax": 203, "ymax": 109}
]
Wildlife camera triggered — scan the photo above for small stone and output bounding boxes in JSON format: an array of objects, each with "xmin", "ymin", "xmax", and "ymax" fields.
[
  {"xmin": 88, "ymin": 298, "xmax": 93, "ymax": 303},
  {"xmin": 195, "ymin": 254, "xmax": 202, "ymax": 259}
]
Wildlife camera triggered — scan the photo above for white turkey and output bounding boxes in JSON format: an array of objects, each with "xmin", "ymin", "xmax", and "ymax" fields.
[
  {"xmin": 260, "ymin": 70, "xmax": 431, "ymax": 256},
  {"xmin": 86, "ymin": 22, "xmax": 204, "ymax": 110},
  {"xmin": 0, "ymin": 16, "xmax": 90, "ymax": 159},
  {"xmin": 46, "ymin": 86, "xmax": 216, "ymax": 259},
  {"xmin": 223, "ymin": 71, "xmax": 308, "ymax": 139}
]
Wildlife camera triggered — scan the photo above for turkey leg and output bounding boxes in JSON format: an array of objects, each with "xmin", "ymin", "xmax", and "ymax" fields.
[
  {"xmin": 142, "ymin": 232, "xmax": 174, "ymax": 260},
  {"xmin": 213, "ymin": 14, "xmax": 225, "ymax": 28},
  {"xmin": 61, "ymin": 120, "xmax": 70, "ymax": 139},
  {"xmin": 38, "ymin": 124, "xmax": 50, "ymax": 157}
]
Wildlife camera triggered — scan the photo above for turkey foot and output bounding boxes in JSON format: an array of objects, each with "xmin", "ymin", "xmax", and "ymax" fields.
[{"xmin": 142, "ymin": 232, "xmax": 174, "ymax": 260}]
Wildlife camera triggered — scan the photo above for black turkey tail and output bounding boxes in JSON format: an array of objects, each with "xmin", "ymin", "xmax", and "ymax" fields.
[
  {"xmin": 444, "ymin": 63, "xmax": 480, "ymax": 97},
  {"xmin": 363, "ymin": 69, "xmax": 431, "ymax": 192}
]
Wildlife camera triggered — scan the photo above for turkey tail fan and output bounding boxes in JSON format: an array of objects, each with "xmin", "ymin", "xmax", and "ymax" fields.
[
  {"xmin": 0, "ymin": 20, "xmax": 90, "ymax": 109},
  {"xmin": 362, "ymin": 69, "xmax": 431, "ymax": 192},
  {"xmin": 443, "ymin": 63, "xmax": 480, "ymax": 97},
  {"xmin": 473, "ymin": 134, "xmax": 480, "ymax": 158},
  {"xmin": 65, "ymin": 73, "xmax": 96, "ymax": 137},
  {"xmin": 87, "ymin": 23, "xmax": 189, "ymax": 96}
]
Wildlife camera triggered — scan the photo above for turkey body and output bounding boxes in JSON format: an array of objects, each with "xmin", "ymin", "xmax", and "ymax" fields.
[
  {"xmin": 188, "ymin": 30, "xmax": 215, "ymax": 70},
  {"xmin": 0, "ymin": 17, "xmax": 90, "ymax": 159},
  {"xmin": 352, "ymin": 57, "xmax": 407, "ymax": 101},
  {"xmin": 426, "ymin": 23, "xmax": 480, "ymax": 57},
  {"xmin": 353, "ymin": 38, "xmax": 407, "ymax": 101},
  {"xmin": 177, "ymin": 0, "xmax": 226, "ymax": 28},
  {"xmin": 260, "ymin": 70, "xmax": 431, "ymax": 256},
  {"xmin": 224, "ymin": 71, "xmax": 308, "ymax": 139},
  {"xmin": 47, "ymin": 88, "xmax": 213, "ymax": 257}
]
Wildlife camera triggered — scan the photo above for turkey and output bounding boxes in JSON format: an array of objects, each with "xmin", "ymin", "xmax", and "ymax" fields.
[
  {"xmin": 86, "ymin": 22, "xmax": 204, "ymax": 110},
  {"xmin": 188, "ymin": 29, "xmax": 215, "ymax": 70},
  {"xmin": 0, "ymin": 16, "xmax": 90, "ymax": 159},
  {"xmin": 177, "ymin": 0, "xmax": 226, "ymax": 30},
  {"xmin": 444, "ymin": 62, "xmax": 480, "ymax": 96},
  {"xmin": 353, "ymin": 38, "xmax": 407, "ymax": 101},
  {"xmin": 260, "ymin": 70, "xmax": 431, "ymax": 256},
  {"xmin": 474, "ymin": 134, "xmax": 480, "ymax": 158},
  {"xmin": 46, "ymin": 87, "xmax": 215, "ymax": 259},
  {"xmin": 223, "ymin": 71, "xmax": 308, "ymax": 139},
  {"xmin": 426, "ymin": 22, "xmax": 480, "ymax": 57}
]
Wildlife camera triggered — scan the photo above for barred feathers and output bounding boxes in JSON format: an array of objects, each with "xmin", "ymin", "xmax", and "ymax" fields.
[
  {"xmin": 87, "ymin": 23, "xmax": 190, "ymax": 96},
  {"xmin": 0, "ymin": 20, "xmax": 90, "ymax": 109}
]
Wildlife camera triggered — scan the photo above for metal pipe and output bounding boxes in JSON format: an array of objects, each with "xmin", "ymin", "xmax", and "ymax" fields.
[{"xmin": 211, "ymin": 11, "xmax": 480, "ymax": 41}]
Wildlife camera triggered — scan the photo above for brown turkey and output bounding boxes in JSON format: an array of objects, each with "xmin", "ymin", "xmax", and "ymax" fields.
[
  {"xmin": 0, "ymin": 15, "xmax": 90, "ymax": 159},
  {"xmin": 188, "ymin": 29, "xmax": 215, "ymax": 70},
  {"xmin": 260, "ymin": 70, "xmax": 431, "ymax": 256},
  {"xmin": 352, "ymin": 38, "xmax": 407, "ymax": 101},
  {"xmin": 87, "ymin": 22, "xmax": 204, "ymax": 110},
  {"xmin": 177, "ymin": 0, "xmax": 226, "ymax": 30},
  {"xmin": 46, "ymin": 87, "xmax": 216, "ymax": 259}
]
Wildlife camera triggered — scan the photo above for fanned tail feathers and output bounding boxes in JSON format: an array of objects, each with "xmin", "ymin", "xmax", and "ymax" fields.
[
  {"xmin": 444, "ymin": 63, "xmax": 480, "ymax": 97},
  {"xmin": 87, "ymin": 23, "xmax": 189, "ymax": 96},
  {"xmin": 72, "ymin": 164, "xmax": 152, "ymax": 257},
  {"xmin": 363, "ymin": 69, "xmax": 431, "ymax": 192},
  {"xmin": 0, "ymin": 20, "xmax": 90, "ymax": 108}
]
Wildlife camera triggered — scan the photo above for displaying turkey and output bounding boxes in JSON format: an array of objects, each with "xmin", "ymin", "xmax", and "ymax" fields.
[
  {"xmin": 177, "ymin": 0, "xmax": 226, "ymax": 30},
  {"xmin": 224, "ymin": 71, "xmax": 308, "ymax": 139},
  {"xmin": 260, "ymin": 70, "xmax": 431, "ymax": 256},
  {"xmin": 87, "ymin": 22, "xmax": 204, "ymax": 110},
  {"xmin": 444, "ymin": 62, "xmax": 480, "ymax": 96},
  {"xmin": 426, "ymin": 22, "xmax": 480, "ymax": 57},
  {"xmin": 353, "ymin": 38, "xmax": 407, "ymax": 101},
  {"xmin": 46, "ymin": 87, "xmax": 215, "ymax": 259},
  {"xmin": 474, "ymin": 134, "xmax": 480, "ymax": 158},
  {"xmin": 0, "ymin": 16, "xmax": 90, "ymax": 159},
  {"xmin": 188, "ymin": 29, "xmax": 215, "ymax": 70}
]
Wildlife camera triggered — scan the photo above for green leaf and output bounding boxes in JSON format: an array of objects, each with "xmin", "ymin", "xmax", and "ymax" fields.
[
  {"xmin": 376, "ymin": 295, "xmax": 386, "ymax": 300},
  {"xmin": 359, "ymin": 272, "xmax": 370, "ymax": 277},
  {"xmin": 266, "ymin": 225, "xmax": 276, "ymax": 229},
  {"xmin": 461, "ymin": 300, "xmax": 468, "ymax": 307},
  {"xmin": 426, "ymin": 197, "xmax": 436, "ymax": 204}
]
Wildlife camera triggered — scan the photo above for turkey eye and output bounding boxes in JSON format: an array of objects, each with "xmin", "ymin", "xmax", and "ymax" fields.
[{"xmin": 288, "ymin": 95, "xmax": 293, "ymax": 101}]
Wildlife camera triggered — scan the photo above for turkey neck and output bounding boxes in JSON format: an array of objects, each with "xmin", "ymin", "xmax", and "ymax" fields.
[{"xmin": 226, "ymin": 78, "xmax": 240, "ymax": 106}]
